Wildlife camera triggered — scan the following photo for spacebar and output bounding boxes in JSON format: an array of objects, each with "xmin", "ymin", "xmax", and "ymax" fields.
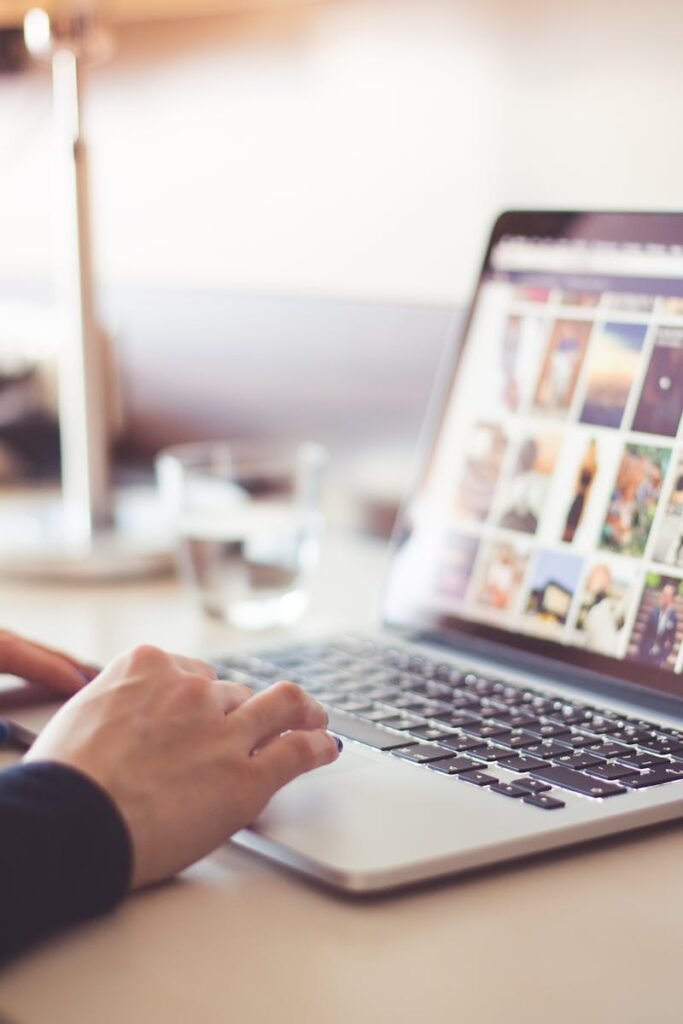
[{"xmin": 325, "ymin": 708, "xmax": 413, "ymax": 750}]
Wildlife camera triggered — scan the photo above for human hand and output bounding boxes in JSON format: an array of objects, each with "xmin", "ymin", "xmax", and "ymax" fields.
[
  {"xmin": 0, "ymin": 629, "xmax": 99, "ymax": 696},
  {"xmin": 25, "ymin": 645, "xmax": 339, "ymax": 888}
]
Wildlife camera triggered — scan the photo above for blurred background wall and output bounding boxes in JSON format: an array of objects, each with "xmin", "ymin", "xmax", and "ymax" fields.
[
  {"xmin": 2, "ymin": 0, "xmax": 681, "ymax": 303},
  {"xmin": 0, "ymin": 0, "xmax": 680, "ymax": 465}
]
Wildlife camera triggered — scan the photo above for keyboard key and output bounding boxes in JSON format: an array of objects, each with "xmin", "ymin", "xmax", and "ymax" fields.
[
  {"xmin": 441, "ymin": 733, "xmax": 487, "ymax": 753},
  {"xmin": 478, "ymin": 704, "xmax": 507, "ymax": 720},
  {"xmin": 388, "ymin": 714, "xmax": 428, "ymax": 730},
  {"xmin": 506, "ymin": 711, "xmax": 539, "ymax": 728},
  {"xmin": 620, "ymin": 765, "xmax": 683, "ymax": 788},
  {"xmin": 452, "ymin": 694, "xmax": 482, "ymax": 710},
  {"xmin": 461, "ymin": 722, "xmax": 511, "ymax": 740},
  {"xmin": 528, "ymin": 697, "xmax": 557, "ymax": 715},
  {"xmin": 501, "ymin": 729, "xmax": 539, "ymax": 750},
  {"xmin": 422, "ymin": 681, "xmax": 454, "ymax": 700},
  {"xmin": 530, "ymin": 765, "xmax": 626, "ymax": 798},
  {"xmin": 471, "ymin": 677, "xmax": 498, "ymax": 697},
  {"xmin": 590, "ymin": 741, "xmax": 635, "ymax": 760},
  {"xmin": 584, "ymin": 762, "xmax": 638, "ymax": 782},
  {"xmin": 509, "ymin": 714, "xmax": 542, "ymax": 731},
  {"xmin": 377, "ymin": 696, "xmax": 426, "ymax": 713},
  {"xmin": 508, "ymin": 778, "xmax": 552, "ymax": 795},
  {"xmin": 363, "ymin": 687, "xmax": 398, "ymax": 702},
  {"xmin": 554, "ymin": 751, "xmax": 606, "ymax": 770},
  {"xmin": 639, "ymin": 737, "xmax": 683, "ymax": 757},
  {"xmin": 391, "ymin": 744, "xmax": 452, "ymax": 764},
  {"xmin": 558, "ymin": 731, "xmax": 604, "ymax": 750},
  {"xmin": 407, "ymin": 724, "xmax": 457, "ymax": 742},
  {"xmin": 428, "ymin": 756, "xmax": 479, "ymax": 775},
  {"xmin": 331, "ymin": 698, "xmax": 374, "ymax": 714},
  {"xmin": 326, "ymin": 708, "xmax": 416, "ymax": 750},
  {"xmin": 548, "ymin": 708, "xmax": 592, "ymax": 727},
  {"xmin": 419, "ymin": 700, "xmax": 453, "ymax": 718},
  {"xmin": 524, "ymin": 722, "xmax": 572, "ymax": 740},
  {"xmin": 359, "ymin": 705, "xmax": 402, "ymax": 722},
  {"xmin": 497, "ymin": 754, "xmax": 550, "ymax": 773},
  {"xmin": 523, "ymin": 793, "xmax": 565, "ymax": 810},
  {"xmin": 618, "ymin": 752, "xmax": 669, "ymax": 770},
  {"xmin": 468, "ymin": 743, "xmax": 515, "ymax": 763},
  {"xmin": 613, "ymin": 727, "xmax": 655, "ymax": 746},
  {"xmin": 522, "ymin": 740, "xmax": 573, "ymax": 760},
  {"xmin": 586, "ymin": 716, "xmax": 621, "ymax": 735},
  {"xmin": 658, "ymin": 727, "xmax": 683, "ymax": 742},
  {"xmin": 459, "ymin": 770, "xmax": 499, "ymax": 787},
  {"xmin": 432, "ymin": 708, "xmax": 481, "ymax": 726},
  {"xmin": 490, "ymin": 783, "xmax": 524, "ymax": 799},
  {"xmin": 363, "ymin": 714, "xmax": 410, "ymax": 731},
  {"xmin": 491, "ymin": 692, "xmax": 523, "ymax": 708}
]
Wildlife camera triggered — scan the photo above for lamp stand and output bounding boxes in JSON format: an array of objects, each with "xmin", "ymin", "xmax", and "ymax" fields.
[{"xmin": 0, "ymin": 9, "xmax": 172, "ymax": 581}]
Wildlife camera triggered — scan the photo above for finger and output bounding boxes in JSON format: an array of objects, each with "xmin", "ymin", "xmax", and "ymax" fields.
[
  {"xmin": 227, "ymin": 680, "xmax": 328, "ymax": 751},
  {"xmin": 254, "ymin": 728, "xmax": 340, "ymax": 791},
  {"xmin": 0, "ymin": 632, "xmax": 93, "ymax": 696},
  {"xmin": 165, "ymin": 653, "xmax": 218, "ymax": 680},
  {"xmin": 209, "ymin": 678, "xmax": 253, "ymax": 714},
  {"xmin": 31, "ymin": 640, "xmax": 101, "ymax": 682}
]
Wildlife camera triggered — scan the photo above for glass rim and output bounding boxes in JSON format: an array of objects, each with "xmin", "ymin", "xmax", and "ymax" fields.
[{"xmin": 155, "ymin": 439, "xmax": 328, "ymax": 475}]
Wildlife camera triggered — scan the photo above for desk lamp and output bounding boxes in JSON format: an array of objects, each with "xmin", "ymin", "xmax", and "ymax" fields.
[
  {"xmin": 0, "ymin": 3, "xmax": 171, "ymax": 579},
  {"xmin": 1, "ymin": 0, "xmax": 324, "ymax": 580}
]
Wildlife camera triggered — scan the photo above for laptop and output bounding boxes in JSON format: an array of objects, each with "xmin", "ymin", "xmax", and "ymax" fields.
[{"xmin": 216, "ymin": 210, "xmax": 683, "ymax": 893}]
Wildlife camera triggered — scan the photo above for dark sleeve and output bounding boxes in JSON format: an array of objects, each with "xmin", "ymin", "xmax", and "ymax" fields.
[{"xmin": 0, "ymin": 760, "xmax": 132, "ymax": 963}]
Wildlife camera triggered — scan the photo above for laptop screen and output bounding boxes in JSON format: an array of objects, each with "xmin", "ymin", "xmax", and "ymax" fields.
[{"xmin": 384, "ymin": 212, "xmax": 683, "ymax": 700}]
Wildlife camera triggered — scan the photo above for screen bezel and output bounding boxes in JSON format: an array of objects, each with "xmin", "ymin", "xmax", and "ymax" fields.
[{"xmin": 382, "ymin": 209, "xmax": 683, "ymax": 704}]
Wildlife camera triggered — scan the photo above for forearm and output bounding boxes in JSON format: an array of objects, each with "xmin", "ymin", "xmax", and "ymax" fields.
[{"xmin": 0, "ymin": 761, "xmax": 132, "ymax": 964}]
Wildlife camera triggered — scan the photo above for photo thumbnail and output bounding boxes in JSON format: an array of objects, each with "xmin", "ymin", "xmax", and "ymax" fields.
[
  {"xmin": 575, "ymin": 560, "xmax": 636, "ymax": 658},
  {"xmin": 627, "ymin": 574, "xmax": 683, "ymax": 671},
  {"xmin": 599, "ymin": 444, "xmax": 671, "ymax": 557},
  {"xmin": 498, "ymin": 431, "xmax": 562, "ymax": 535},
  {"xmin": 560, "ymin": 292, "xmax": 600, "ymax": 308},
  {"xmin": 580, "ymin": 321, "xmax": 647, "ymax": 429},
  {"xmin": 524, "ymin": 549, "xmax": 583, "ymax": 628},
  {"xmin": 474, "ymin": 539, "xmax": 529, "ymax": 614},
  {"xmin": 652, "ymin": 456, "xmax": 683, "ymax": 569},
  {"xmin": 631, "ymin": 326, "xmax": 683, "ymax": 438},
  {"xmin": 532, "ymin": 320, "xmax": 592, "ymax": 417},
  {"xmin": 562, "ymin": 438, "xmax": 598, "ymax": 544},
  {"xmin": 454, "ymin": 421, "xmax": 508, "ymax": 522},
  {"xmin": 661, "ymin": 297, "xmax": 683, "ymax": 318},
  {"xmin": 513, "ymin": 285, "xmax": 551, "ymax": 304},
  {"xmin": 495, "ymin": 315, "xmax": 547, "ymax": 413},
  {"xmin": 435, "ymin": 533, "xmax": 480, "ymax": 603},
  {"xmin": 603, "ymin": 293, "xmax": 655, "ymax": 314}
]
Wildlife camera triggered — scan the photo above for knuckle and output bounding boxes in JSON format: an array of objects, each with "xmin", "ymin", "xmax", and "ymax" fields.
[
  {"xmin": 274, "ymin": 680, "xmax": 306, "ymax": 711},
  {"xmin": 129, "ymin": 644, "xmax": 166, "ymax": 669},
  {"xmin": 182, "ymin": 672, "xmax": 211, "ymax": 703}
]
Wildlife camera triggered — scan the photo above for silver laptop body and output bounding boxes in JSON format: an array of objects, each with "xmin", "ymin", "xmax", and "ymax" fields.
[{"xmin": 228, "ymin": 211, "xmax": 683, "ymax": 892}]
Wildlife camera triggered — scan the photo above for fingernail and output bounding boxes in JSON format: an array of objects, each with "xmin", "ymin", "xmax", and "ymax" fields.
[
  {"xmin": 333, "ymin": 735, "xmax": 343, "ymax": 753},
  {"xmin": 79, "ymin": 668, "xmax": 99, "ymax": 682}
]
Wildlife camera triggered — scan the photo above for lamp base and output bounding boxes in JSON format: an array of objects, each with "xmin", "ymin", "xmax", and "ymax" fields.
[{"xmin": 0, "ymin": 486, "xmax": 174, "ymax": 582}]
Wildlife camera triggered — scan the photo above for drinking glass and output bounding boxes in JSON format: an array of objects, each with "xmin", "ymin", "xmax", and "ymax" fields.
[{"xmin": 156, "ymin": 441, "xmax": 328, "ymax": 629}]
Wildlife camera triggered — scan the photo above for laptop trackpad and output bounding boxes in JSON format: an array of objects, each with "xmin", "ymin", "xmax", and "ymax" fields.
[{"xmin": 239, "ymin": 747, "xmax": 505, "ymax": 882}]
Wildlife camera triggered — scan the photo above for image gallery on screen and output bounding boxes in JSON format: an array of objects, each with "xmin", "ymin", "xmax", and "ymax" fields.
[{"xmin": 433, "ymin": 280, "xmax": 683, "ymax": 677}]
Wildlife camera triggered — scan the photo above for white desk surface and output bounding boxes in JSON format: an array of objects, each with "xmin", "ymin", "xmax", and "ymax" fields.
[{"xmin": 1, "ymin": 528, "xmax": 682, "ymax": 1023}]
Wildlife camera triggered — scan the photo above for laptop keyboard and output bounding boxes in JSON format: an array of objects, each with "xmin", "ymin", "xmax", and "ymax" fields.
[{"xmin": 213, "ymin": 636, "xmax": 683, "ymax": 811}]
